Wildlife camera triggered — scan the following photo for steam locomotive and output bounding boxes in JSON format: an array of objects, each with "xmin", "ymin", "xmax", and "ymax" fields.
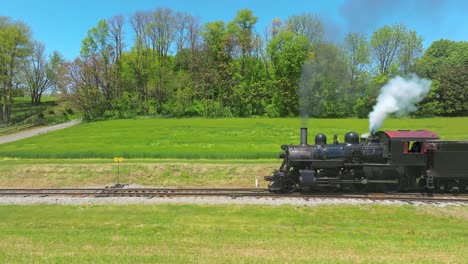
[{"xmin": 265, "ymin": 128, "xmax": 468, "ymax": 193}]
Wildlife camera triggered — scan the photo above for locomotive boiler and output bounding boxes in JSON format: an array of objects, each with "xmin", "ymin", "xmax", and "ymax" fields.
[{"xmin": 265, "ymin": 128, "xmax": 468, "ymax": 193}]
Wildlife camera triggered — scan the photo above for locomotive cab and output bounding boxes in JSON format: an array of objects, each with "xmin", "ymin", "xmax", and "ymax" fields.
[
  {"xmin": 366, "ymin": 130, "xmax": 441, "ymax": 191},
  {"xmin": 374, "ymin": 130, "xmax": 439, "ymax": 166}
]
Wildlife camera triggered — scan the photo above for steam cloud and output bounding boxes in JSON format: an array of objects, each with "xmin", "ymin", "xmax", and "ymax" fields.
[{"xmin": 368, "ymin": 74, "xmax": 431, "ymax": 133}]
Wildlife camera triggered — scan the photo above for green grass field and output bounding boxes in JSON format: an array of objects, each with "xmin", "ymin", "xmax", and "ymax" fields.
[
  {"xmin": 0, "ymin": 204, "xmax": 466, "ymax": 263},
  {"xmin": 0, "ymin": 117, "xmax": 466, "ymax": 159}
]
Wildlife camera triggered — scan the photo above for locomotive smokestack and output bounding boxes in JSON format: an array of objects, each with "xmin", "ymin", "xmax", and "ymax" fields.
[{"xmin": 300, "ymin": 127, "xmax": 308, "ymax": 145}]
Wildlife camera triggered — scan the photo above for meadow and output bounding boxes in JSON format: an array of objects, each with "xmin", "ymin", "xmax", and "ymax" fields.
[
  {"xmin": 0, "ymin": 117, "xmax": 466, "ymax": 159},
  {"xmin": 0, "ymin": 204, "xmax": 466, "ymax": 263}
]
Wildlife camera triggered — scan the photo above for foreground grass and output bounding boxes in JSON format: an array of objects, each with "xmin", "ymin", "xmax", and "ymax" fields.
[
  {"xmin": 0, "ymin": 160, "xmax": 278, "ymax": 188},
  {"xmin": 0, "ymin": 117, "xmax": 466, "ymax": 159},
  {"xmin": 0, "ymin": 204, "xmax": 466, "ymax": 263}
]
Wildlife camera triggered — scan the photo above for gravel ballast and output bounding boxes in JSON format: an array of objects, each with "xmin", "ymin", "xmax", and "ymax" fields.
[{"xmin": 0, "ymin": 196, "xmax": 466, "ymax": 207}]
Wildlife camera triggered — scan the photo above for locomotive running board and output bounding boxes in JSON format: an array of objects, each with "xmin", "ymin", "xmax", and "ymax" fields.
[{"xmin": 339, "ymin": 179, "xmax": 399, "ymax": 184}]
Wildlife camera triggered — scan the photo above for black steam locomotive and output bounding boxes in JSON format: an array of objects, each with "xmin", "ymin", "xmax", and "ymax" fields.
[{"xmin": 265, "ymin": 128, "xmax": 468, "ymax": 193}]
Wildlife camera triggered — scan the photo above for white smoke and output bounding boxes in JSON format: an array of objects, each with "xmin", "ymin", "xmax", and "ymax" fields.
[{"xmin": 368, "ymin": 74, "xmax": 431, "ymax": 133}]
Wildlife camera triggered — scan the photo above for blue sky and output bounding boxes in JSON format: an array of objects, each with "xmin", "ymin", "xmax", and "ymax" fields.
[{"xmin": 2, "ymin": 0, "xmax": 467, "ymax": 60}]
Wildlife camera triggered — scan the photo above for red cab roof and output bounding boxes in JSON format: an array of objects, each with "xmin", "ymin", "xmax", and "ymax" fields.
[{"xmin": 382, "ymin": 130, "xmax": 440, "ymax": 140}]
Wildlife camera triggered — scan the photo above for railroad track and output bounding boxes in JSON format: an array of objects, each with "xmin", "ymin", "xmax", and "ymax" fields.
[
  {"xmin": 0, "ymin": 187, "xmax": 269, "ymax": 198},
  {"xmin": 0, "ymin": 187, "xmax": 467, "ymax": 203}
]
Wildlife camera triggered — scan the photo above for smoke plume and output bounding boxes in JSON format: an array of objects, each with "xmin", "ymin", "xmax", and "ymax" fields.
[
  {"xmin": 338, "ymin": 0, "xmax": 465, "ymax": 39},
  {"xmin": 368, "ymin": 74, "xmax": 431, "ymax": 133},
  {"xmin": 299, "ymin": 61, "xmax": 315, "ymax": 128}
]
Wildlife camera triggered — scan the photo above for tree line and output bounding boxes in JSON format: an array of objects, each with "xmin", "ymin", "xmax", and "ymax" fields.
[{"xmin": 1, "ymin": 9, "xmax": 467, "ymax": 123}]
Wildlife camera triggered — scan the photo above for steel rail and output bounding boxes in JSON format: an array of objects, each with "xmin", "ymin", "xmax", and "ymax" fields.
[{"xmin": 0, "ymin": 187, "xmax": 267, "ymax": 192}]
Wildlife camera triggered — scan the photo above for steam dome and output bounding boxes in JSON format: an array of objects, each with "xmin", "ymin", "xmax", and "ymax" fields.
[
  {"xmin": 344, "ymin": 132, "xmax": 359, "ymax": 144},
  {"xmin": 315, "ymin": 133, "xmax": 327, "ymax": 145}
]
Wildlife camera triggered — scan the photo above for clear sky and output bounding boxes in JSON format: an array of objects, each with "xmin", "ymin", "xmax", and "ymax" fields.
[{"xmin": 2, "ymin": 0, "xmax": 467, "ymax": 60}]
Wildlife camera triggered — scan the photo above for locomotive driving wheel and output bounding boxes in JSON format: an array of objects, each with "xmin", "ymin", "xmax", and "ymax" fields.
[
  {"xmin": 376, "ymin": 183, "xmax": 400, "ymax": 193},
  {"xmin": 376, "ymin": 169, "xmax": 401, "ymax": 193},
  {"xmin": 373, "ymin": 181, "xmax": 400, "ymax": 193},
  {"xmin": 341, "ymin": 183, "xmax": 366, "ymax": 193},
  {"xmin": 279, "ymin": 178, "xmax": 297, "ymax": 193}
]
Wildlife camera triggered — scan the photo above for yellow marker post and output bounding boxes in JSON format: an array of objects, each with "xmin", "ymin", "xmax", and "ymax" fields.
[{"xmin": 113, "ymin": 157, "xmax": 124, "ymax": 184}]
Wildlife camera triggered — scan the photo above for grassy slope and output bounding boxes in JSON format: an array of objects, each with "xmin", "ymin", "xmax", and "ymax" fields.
[
  {"xmin": 0, "ymin": 161, "xmax": 278, "ymax": 188},
  {"xmin": 10, "ymin": 96, "xmax": 51, "ymax": 117},
  {"xmin": 0, "ymin": 117, "xmax": 466, "ymax": 159},
  {"xmin": 0, "ymin": 204, "xmax": 466, "ymax": 263},
  {"xmin": 10, "ymin": 96, "xmax": 77, "ymax": 125}
]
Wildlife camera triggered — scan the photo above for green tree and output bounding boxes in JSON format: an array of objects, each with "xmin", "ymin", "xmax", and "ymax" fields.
[
  {"xmin": 108, "ymin": 15, "xmax": 124, "ymax": 63},
  {"xmin": 65, "ymin": 58, "xmax": 106, "ymax": 121},
  {"xmin": 416, "ymin": 39, "xmax": 468, "ymax": 116},
  {"xmin": 48, "ymin": 51, "xmax": 66, "ymax": 94},
  {"xmin": 229, "ymin": 9, "xmax": 258, "ymax": 76},
  {"xmin": 71, "ymin": 19, "xmax": 118, "ymax": 120},
  {"xmin": 0, "ymin": 16, "xmax": 32, "ymax": 124},
  {"xmin": 81, "ymin": 19, "xmax": 116, "ymax": 103},
  {"xmin": 267, "ymin": 31, "xmax": 312, "ymax": 116},
  {"xmin": 353, "ymin": 74, "xmax": 388, "ymax": 118},
  {"xmin": 200, "ymin": 21, "xmax": 235, "ymax": 115},
  {"xmin": 129, "ymin": 11, "xmax": 152, "ymax": 113},
  {"xmin": 146, "ymin": 8, "xmax": 176, "ymax": 112},
  {"xmin": 370, "ymin": 24, "xmax": 405, "ymax": 76},
  {"xmin": 23, "ymin": 41, "xmax": 60, "ymax": 105},
  {"xmin": 285, "ymin": 12, "xmax": 324, "ymax": 46},
  {"xmin": 344, "ymin": 32, "xmax": 370, "ymax": 98},
  {"xmin": 370, "ymin": 24, "xmax": 423, "ymax": 76},
  {"xmin": 227, "ymin": 9, "xmax": 272, "ymax": 117},
  {"xmin": 437, "ymin": 63, "xmax": 467, "ymax": 116},
  {"xmin": 399, "ymin": 30, "xmax": 423, "ymax": 75}
]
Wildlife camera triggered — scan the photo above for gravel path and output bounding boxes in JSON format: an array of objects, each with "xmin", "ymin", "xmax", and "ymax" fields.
[
  {"xmin": 0, "ymin": 196, "xmax": 465, "ymax": 207},
  {"xmin": 0, "ymin": 119, "xmax": 81, "ymax": 144}
]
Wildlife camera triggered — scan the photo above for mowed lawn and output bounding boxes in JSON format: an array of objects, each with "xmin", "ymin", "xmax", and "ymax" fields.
[
  {"xmin": 0, "ymin": 204, "xmax": 466, "ymax": 263},
  {"xmin": 0, "ymin": 117, "xmax": 466, "ymax": 159}
]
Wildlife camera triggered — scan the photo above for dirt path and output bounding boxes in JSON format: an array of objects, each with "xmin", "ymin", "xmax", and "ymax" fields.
[{"xmin": 0, "ymin": 119, "xmax": 81, "ymax": 144}]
